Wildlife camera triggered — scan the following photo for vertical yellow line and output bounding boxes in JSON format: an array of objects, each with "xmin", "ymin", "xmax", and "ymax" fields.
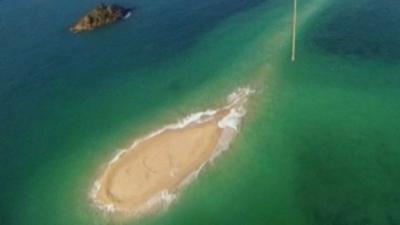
[{"xmin": 291, "ymin": 0, "xmax": 297, "ymax": 62}]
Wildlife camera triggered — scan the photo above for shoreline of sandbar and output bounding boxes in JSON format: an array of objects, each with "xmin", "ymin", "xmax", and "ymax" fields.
[{"xmin": 90, "ymin": 87, "xmax": 254, "ymax": 219}]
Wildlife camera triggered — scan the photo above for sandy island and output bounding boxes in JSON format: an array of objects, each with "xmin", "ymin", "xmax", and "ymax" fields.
[{"xmin": 90, "ymin": 88, "xmax": 254, "ymax": 218}]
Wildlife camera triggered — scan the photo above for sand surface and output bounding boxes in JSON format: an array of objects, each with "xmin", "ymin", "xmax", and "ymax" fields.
[{"xmin": 91, "ymin": 88, "xmax": 253, "ymax": 217}]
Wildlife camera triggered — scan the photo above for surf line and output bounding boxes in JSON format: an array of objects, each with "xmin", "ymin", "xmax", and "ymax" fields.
[{"xmin": 291, "ymin": 0, "xmax": 297, "ymax": 62}]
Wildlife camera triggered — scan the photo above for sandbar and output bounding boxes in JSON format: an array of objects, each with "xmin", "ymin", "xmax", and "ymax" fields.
[{"xmin": 90, "ymin": 88, "xmax": 253, "ymax": 218}]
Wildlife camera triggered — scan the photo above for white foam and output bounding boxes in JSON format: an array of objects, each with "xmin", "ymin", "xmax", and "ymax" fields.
[
  {"xmin": 90, "ymin": 87, "xmax": 255, "ymax": 216},
  {"xmin": 123, "ymin": 11, "xmax": 132, "ymax": 20}
]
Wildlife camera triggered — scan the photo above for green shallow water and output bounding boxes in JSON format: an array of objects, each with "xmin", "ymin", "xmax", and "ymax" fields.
[{"xmin": 1, "ymin": 0, "xmax": 400, "ymax": 224}]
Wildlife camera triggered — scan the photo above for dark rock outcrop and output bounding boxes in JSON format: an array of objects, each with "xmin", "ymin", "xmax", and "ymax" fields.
[{"xmin": 70, "ymin": 3, "xmax": 132, "ymax": 33}]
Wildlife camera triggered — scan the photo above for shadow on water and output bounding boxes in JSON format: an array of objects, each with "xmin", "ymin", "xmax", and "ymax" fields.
[
  {"xmin": 278, "ymin": 1, "xmax": 400, "ymax": 220},
  {"xmin": 309, "ymin": 0, "xmax": 400, "ymax": 61}
]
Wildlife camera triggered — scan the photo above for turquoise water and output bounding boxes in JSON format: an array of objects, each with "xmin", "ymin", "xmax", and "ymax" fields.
[{"xmin": 1, "ymin": 0, "xmax": 400, "ymax": 224}]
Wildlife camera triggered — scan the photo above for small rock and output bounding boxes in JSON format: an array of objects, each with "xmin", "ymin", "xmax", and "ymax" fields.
[{"xmin": 70, "ymin": 3, "xmax": 132, "ymax": 33}]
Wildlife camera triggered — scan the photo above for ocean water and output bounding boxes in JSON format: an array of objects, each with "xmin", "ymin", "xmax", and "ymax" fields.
[{"xmin": 1, "ymin": 0, "xmax": 400, "ymax": 225}]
